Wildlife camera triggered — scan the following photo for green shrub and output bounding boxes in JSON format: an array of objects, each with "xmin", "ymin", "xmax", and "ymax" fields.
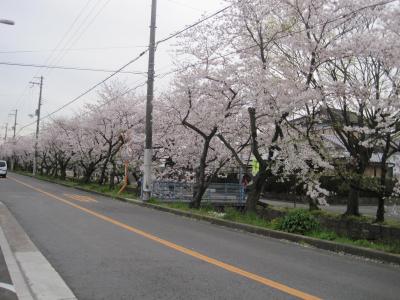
[
  {"xmin": 278, "ymin": 209, "xmax": 319, "ymax": 234},
  {"xmin": 270, "ymin": 218, "xmax": 283, "ymax": 230}
]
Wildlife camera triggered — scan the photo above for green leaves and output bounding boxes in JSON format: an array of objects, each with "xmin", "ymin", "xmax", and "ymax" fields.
[{"xmin": 278, "ymin": 209, "xmax": 319, "ymax": 234}]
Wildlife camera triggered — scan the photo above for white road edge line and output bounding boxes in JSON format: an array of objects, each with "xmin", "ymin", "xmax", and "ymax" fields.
[
  {"xmin": 0, "ymin": 282, "xmax": 16, "ymax": 293},
  {"xmin": 0, "ymin": 225, "xmax": 34, "ymax": 300}
]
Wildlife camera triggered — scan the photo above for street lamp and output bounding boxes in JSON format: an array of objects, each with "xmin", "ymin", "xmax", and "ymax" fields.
[{"xmin": 0, "ymin": 19, "xmax": 15, "ymax": 25}]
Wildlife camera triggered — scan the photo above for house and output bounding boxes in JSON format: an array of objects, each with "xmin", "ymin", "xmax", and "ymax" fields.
[
  {"xmin": 321, "ymin": 134, "xmax": 395, "ymax": 179},
  {"xmin": 293, "ymin": 108, "xmax": 397, "ymax": 179}
]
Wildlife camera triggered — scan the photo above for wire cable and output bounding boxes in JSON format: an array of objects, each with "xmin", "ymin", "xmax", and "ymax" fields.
[
  {"xmin": 0, "ymin": 45, "xmax": 148, "ymax": 54},
  {"xmin": 17, "ymin": 50, "xmax": 148, "ymax": 133},
  {"xmin": 10, "ymin": 0, "xmax": 99, "ymax": 115},
  {"xmin": 15, "ymin": 4, "xmax": 235, "ymax": 133},
  {"xmin": 48, "ymin": 0, "xmax": 113, "ymax": 74},
  {"xmin": 0, "ymin": 61, "xmax": 146, "ymax": 75},
  {"xmin": 155, "ymin": 5, "xmax": 232, "ymax": 46}
]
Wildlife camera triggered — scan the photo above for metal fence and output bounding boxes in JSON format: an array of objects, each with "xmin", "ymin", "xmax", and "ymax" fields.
[{"xmin": 152, "ymin": 181, "xmax": 245, "ymax": 204}]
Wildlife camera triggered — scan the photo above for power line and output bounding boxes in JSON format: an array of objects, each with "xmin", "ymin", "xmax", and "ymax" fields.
[
  {"xmin": 40, "ymin": 0, "xmax": 103, "ymax": 72},
  {"xmin": 17, "ymin": 50, "xmax": 149, "ymax": 133},
  {"xmin": 15, "ymin": 4, "xmax": 235, "ymax": 133},
  {"xmin": 43, "ymin": 79, "xmax": 148, "ymax": 126},
  {"xmin": 155, "ymin": 4, "xmax": 232, "ymax": 46},
  {"xmin": 47, "ymin": 0, "xmax": 113, "ymax": 73},
  {"xmin": 11, "ymin": 0, "xmax": 99, "ymax": 114},
  {"xmin": 15, "ymin": 0, "xmax": 114, "ymax": 123},
  {"xmin": 8, "ymin": 0, "xmax": 124, "ymax": 121},
  {"xmin": 0, "ymin": 61, "xmax": 146, "ymax": 74},
  {"xmin": 12, "ymin": 0, "xmax": 114, "ymax": 116},
  {"xmin": 41, "ymin": 0, "xmax": 96, "ymax": 68},
  {"xmin": 66, "ymin": 70, "xmax": 171, "ymax": 120},
  {"xmin": 0, "ymin": 45, "xmax": 148, "ymax": 54},
  {"xmin": 83, "ymin": 80, "xmax": 148, "ymax": 115}
]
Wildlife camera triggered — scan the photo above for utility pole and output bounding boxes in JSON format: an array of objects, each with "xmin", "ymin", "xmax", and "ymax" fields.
[
  {"xmin": 9, "ymin": 109, "xmax": 17, "ymax": 139},
  {"xmin": 142, "ymin": 0, "xmax": 157, "ymax": 201},
  {"xmin": 30, "ymin": 76, "xmax": 43, "ymax": 175},
  {"xmin": 9, "ymin": 109, "xmax": 17, "ymax": 170},
  {"xmin": 3, "ymin": 123, "xmax": 8, "ymax": 141}
]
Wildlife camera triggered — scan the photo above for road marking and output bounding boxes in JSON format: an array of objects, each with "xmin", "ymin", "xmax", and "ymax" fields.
[
  {"xmin": 0, "ymin": 282, "xmax": 16, "ymax": 293},
  {"xmin": 63, "ymin": 193, "xmax": 97, "ymax": 203},
  {"xmin": 10, "ymin": 176, "xmax": 321, "ymax": 300}
]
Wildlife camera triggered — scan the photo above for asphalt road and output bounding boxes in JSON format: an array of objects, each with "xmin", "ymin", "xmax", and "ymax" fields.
[{"xmin": 1, "ymin": 173, "xmax": 399, "ymax": 300}]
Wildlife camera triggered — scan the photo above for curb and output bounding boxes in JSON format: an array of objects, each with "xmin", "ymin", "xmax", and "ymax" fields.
[
  {"xmin": 0, "ymin": 202, "xmax": 77, "ymax": 300},
  {"xmin": 16, "ymin": 173, "xmax": 400, "ymax": 266}
]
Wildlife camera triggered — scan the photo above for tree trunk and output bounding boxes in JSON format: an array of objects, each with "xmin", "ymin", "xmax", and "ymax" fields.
[
  {"xmin": 98, "ymin": 159, "xmax": 109, "ymax": 185},
  {"xmin": 51, "ymin": 163, "xmax": 58, "ymax": 177},
  {"xmin": 308, "ymin": 198, "xmax": 320, "ymax": 211},
  {"xmin": 246, "ymin": 107, "xmax": 271, "ymax": 213},
  {"xmin": 83, "ymin": 173, "xmax": 92, "ymax": 184},
  {"xmin": 40, "ymin": 162, "xmax": 44, "ymax": 175},
  {"xmin": 376, "ymin": 195, "xmax": 385, "ymax": 223},
  {"xmin": 188, "ymin": 131, "xmax": 216, "ymax": 209},
  {"xmin": 60, "ymin": 165, "xmax": 67, "ymax": 180},
  {"xmin": 344, "ymin": 160, "xmax": 367, "ymax": 216},
  {"xmin": 109, "ymin": 162, "xmax": 116, "ymax": 190},
  {"xmin": 376, "ymin": 166, "xmax": 387, "ymax": 222},
  {"xmin": 189, "ymin": 164, "xmax": 209, "ymax": 209},
  {"xmin": 345, "ymin": 185, "xmax": 360, "ymax": 216},
  {"xmin": 190, "ymin": 182, "xmax": 208, "ymax": 209},
  {"xmin": 246, "ymin": 170, "xmax": 267, "ymax": 212},
  {"xmin": 82, "ymin": 166, "xmax": 95, "ymax": 184}
]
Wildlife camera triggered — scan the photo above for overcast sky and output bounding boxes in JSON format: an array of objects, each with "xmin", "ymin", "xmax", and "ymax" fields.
[{"xmin": 0, "ymin": 0, "xmax": 224, "ymax": 137}]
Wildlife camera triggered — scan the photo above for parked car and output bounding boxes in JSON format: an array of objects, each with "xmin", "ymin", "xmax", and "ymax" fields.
[{"xmin": 0, "ymin": 160, "xmax": 7, "ymax": 178}]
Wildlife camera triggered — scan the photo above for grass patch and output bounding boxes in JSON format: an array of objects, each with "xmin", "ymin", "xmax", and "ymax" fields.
[
  {"xmin": 152, "ymin": 200, "xmax": 217, "ymax": 216},
  {"xmin": 334, "ymin": 237, "xmax": 400, "ymax": 254},
  {"xmin": 308, "ymin": 230, "xmax": 338, "ymax": 241},
  {"xmin": 308, "ymin": 230, "xmax": 400, "ymax": 254},
  {"xmin": 161, "ymin": 202, "xmax": 190, "ymax": 211},
  {"xmin": 382, "ymin": 219, "xmax": 400, "ymax": 229},
  {"xmin": 223, "ymin": 207, "xmax": 273, "ymax": 229}
]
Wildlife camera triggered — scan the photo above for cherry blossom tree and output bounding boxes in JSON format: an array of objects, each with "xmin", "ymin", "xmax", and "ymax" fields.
[
  {"xmin": 171, "ymin": 0, "xmax": 399, "ymax": 215},
  {"xmin": 84, "ymin": 82, "xmax": 145, "ymax": 185},
  {"xmin": 157, "ymin": 66, "xmax": 242, "ymax": 208}
]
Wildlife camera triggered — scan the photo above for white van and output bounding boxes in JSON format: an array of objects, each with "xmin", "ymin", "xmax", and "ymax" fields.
[{"xmin": 0, "ymin": 160, "xmax": 7, "ymax": 178}]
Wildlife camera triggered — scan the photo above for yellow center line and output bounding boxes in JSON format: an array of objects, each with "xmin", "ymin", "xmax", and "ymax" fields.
[
  {"xmin": 63, "ymin": 193, "xmax": 97, "ymax": 203},
  {"xmin": 10, "ymin": 176, "xmax": 321, "ymax": 300}
]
